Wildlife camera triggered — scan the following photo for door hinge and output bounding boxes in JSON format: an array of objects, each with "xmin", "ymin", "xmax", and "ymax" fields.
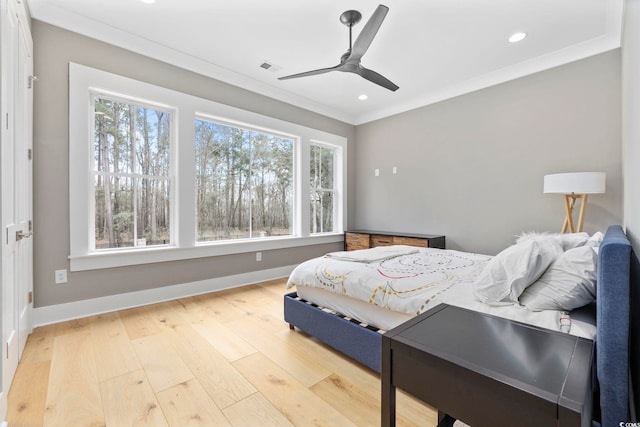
[
  {"xmin": 28, "ymin": 148, "xmax": 32, "ymax": 160},
  {"xmin": 28, "ymin": 291, "xmax": 33, "ymax": 304},
  {"xmin": 29, "ymin": 220, "xmax": 33, "ymax": 232}
]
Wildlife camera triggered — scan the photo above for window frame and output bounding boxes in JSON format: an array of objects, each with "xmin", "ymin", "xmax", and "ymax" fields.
[
  {"xmin": 309, "ymin": 141, "xmax": 339, "ymax": 235},
  {"xmin": 69, "ymin": 63, "xmax": 346, "ymax": 271},
  {"xmin": 90, "ymin": 92, "xmax": 176, "ymax": 251},
  {"xmin": 194, "ymin": 113, "xmax": 297, "ymax": 243}
]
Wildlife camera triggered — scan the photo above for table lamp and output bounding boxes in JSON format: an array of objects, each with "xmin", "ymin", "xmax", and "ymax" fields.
[{"xmin": 543, "ymin": 172, "xmax": 606, "ymax": 233}]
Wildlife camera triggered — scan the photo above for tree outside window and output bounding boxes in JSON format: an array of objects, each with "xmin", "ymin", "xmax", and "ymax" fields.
[
  {"xmin": 71, "ymin": 64, "xmax": 346, "ymax": 270},
  {"xmin": 310, "ymin": 144, "xmax": 335, "ymax": 234},
  {"xmin": 93, "ymin": 96, "xmax": 171, "ymax": 249},
  {"xmin": 195, "ymin": 118, "xmax": 294, "ymax": 242}
]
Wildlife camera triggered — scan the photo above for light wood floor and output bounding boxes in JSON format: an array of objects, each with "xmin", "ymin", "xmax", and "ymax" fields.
[{"xmin": 7, "ymin": 278, "xmax": 437, "ymax": 427}]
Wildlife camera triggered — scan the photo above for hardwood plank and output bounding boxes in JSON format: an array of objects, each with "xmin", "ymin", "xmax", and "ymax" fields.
[
  {"xmin": 218, "ymin": 284, "xmax": 285, "ymax": 317},
  {"xmin": 100, "ymin": 369, "xmax": 168, "ymax": 427},
  {"xmin": 156, "ymin": 378, "xmax": 232, "ymax": 427},
  {"xmin": 232, "ymin": 352, "xmax": 358, "ymax": 427},
  {"xmin": 19, "ymin": 324, "xmax": 55, "ymax": 365},
  {"xmin": 132, "ymin": 333, "xmax": 194, "ymax": 393},
  {"xmin": 52, "ymin": 317, "xmax": 92, "ymax": 337},
  {"xmin": 396, "ymin": 390, "xmax": 439, "ymax": 427},
  {"xmin": 222, "ymin": 392, "xmax": 295, "ymax": 427},
  {"xmin": 43, "ymin": 331, "xmax": 105, "ymax": 427},
  {"xmin": 143, "ymin": 300, "xmax": 193, "ymax": 331},
  {"xmin": 274, "ymin": 326, "xmax": 379, "ymax": 390},
  {"xmin": 163, "ymin": 320, "xmax": 256, "ymax": 409},
  {"xmin": 189, "ymin": 313, "xmax": 256, "ymax": 362},
  {"xmin": 7, "ymin": 360, "xmax": 51, "ymax": 426},
  {"xmin": 237, "ymin": 305, "xmax": 289, "ymax": 335},
  {"xmin": 119, "ymin": 305, "xmax": 163, "ymax": 340},
  {"xmin": 278, "ymin": 328, "xmax": 437, "ymax": 426},
  {"xmin": 191, "ymin": 292, "xmax": 248, "ymax": 323},
  {"xmin": 311, "ymin": 373, "xmax": 380, "ymax": 426},
  {"xmin": 90, "ymin": 312, "xmax": 141, "ymax": 382},
  {"xmin": 233, "ymin": 316, "xmax": 332, "ymax": 388}
]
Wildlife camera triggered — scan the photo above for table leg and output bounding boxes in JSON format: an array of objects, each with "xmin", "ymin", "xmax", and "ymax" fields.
[
  {"xmin": 381, "ymin": 339, "xmax": 396, "ymax": 426},
  {"xmin": 381, "ymin": 380, "xmax": 395, "ymax": 426}
]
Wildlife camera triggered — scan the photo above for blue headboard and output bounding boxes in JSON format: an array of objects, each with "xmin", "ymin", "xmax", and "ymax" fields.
[{"xmin": 596, "ymin": 225, "xmax": 638, "ymax": 426}]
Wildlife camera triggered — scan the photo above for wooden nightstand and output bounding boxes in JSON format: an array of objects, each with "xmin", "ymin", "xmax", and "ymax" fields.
[{"xmin": 344, "ymin": 230, "xmax": 445, "ymax": 251}]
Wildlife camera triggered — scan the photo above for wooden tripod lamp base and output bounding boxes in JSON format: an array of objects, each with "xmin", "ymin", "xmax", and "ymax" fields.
[
  {"xmin": 544, "ymin": 172, "xmax": 606, "ymax": 234},
  {"xmin": 561, "ymin": 194, "xmax": 588, "ymax": 233}
]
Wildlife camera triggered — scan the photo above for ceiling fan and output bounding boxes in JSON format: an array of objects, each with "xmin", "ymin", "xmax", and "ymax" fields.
[{"xmin": 278, "ymin": 4, "xmax": 399, "ymax": 92}]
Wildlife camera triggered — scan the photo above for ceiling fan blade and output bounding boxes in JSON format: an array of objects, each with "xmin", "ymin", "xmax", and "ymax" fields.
[
  {"xmin": 278, "ymin": 65, "xmax": 342, "ymax": 81},
  {"xmin": 349, "ymin": 4, "xmax": 389, "ymax": 62},
  {"xmin": 353, "ymin": 66, "xmax": 399, "ymax": 91}
]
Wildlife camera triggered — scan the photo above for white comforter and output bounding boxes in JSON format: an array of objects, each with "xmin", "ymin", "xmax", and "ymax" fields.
[
  {"xmin": 287, "ymin": 246, "xmax": 583, "ymax": 336},
  {"xmin": 288, "ymin": 246, "xmax": 490, "ymax": 316}
]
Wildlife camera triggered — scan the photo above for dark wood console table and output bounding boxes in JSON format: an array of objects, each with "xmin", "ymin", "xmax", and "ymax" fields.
[{"xmin": 381, "ymin": 304, "xmax": 593, "ymax": 427}]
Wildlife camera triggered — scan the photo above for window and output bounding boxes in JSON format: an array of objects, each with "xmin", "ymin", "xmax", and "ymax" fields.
[
  {"xmin": 310, "ymin": 144, "xmax": 335, "ymax": 233},
  {"xmin": 195, "ymin": 118, "xmax": 294, "ymax": 241},
  {"xmin": 93, "ymin": 96, "xmax": 172, "ymax": 250},
  {"xmin": 69, "ymin": 63, "xmax": 347, "ymax": 271}
]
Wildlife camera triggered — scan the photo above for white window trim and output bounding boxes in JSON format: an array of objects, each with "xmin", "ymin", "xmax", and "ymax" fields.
[
  {"xmin": 69, "ymin": 63, "xmax": 347, "ymax": 271},
  {"xmin": 90, "ymin": 92, "xmax": 177, "ymax": 251},
  {"xmin": 309, "ymin": 141, "xmax": 342, "ymax": 234}
]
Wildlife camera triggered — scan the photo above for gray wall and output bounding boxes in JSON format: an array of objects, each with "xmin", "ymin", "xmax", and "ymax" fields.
[
  {"xmin": 32, "ymin": 21, "xmax": 355, "ymax": 308},
  {"xmin": 355, "ymin": 50, "xmax": 622, "ymax": 255},
  {"xmin": 623, "ymin": 0, "xmax": 640, "ymax": 253}
]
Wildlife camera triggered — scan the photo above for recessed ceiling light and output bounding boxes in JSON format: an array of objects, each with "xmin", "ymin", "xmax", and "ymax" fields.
[
  {"xmin": 140, "ymin": 0, "xmax": 156, "ymax": 4},
  {"xmin": 358, "ymin": 94, "xmax": 368, "ymax": 101},
  {"xmin": 508, "ymin": 32, "xmax": 527, "ymax": 43}
]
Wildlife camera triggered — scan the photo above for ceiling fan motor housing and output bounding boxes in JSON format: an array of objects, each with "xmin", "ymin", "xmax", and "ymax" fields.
[{"xmin": 340, "ymin": 10, "xmax": 362, "ymax": 27}]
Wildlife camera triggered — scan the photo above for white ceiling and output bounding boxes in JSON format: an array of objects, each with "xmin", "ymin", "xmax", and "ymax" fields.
[{"xmin": 27, "ymin": 0, "xmax": 624, "ymax": 125}]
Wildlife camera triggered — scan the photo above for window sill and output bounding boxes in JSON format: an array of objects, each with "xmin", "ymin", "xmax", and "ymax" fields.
[{"xmin": 69, "ymin": 233, "xmax": 344, "ymax": 271}]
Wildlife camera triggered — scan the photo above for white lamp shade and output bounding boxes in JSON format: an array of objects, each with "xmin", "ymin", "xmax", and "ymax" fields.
[{"xmin": 543, "ymin": 172, "xmax": 606, "ymax": 194}]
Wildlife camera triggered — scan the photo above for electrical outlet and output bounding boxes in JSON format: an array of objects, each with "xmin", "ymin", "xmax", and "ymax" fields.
[
  {"xmin": 256, "ymin": 252, "xmax": 262, "ymax": 262},
  {"xmin": 55, "ymin": 269, "xmax": 67, "ymax": 284}
]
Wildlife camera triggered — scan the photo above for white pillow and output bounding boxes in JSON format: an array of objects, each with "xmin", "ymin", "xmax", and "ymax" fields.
[
  {"xmin": 519, "ymin": 245, "xmax": 597, "ymax": 311},
  {"xmin": 473, "ymin": 239, "xmax": 563, "ymax": 305},
  {"xmin": 516, "ymin": 231, "xmax": 589, "ymax": 251},
  {"xmin": 585, "ymin": 231, "xmax": 604, "ymax": 248}
]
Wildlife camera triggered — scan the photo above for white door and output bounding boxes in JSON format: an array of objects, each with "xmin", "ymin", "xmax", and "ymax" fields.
[
  {"xmin": 0, "ymin": 0, "xmax": 33, "ymax": 419},
  {"xmin": 15, "ymin": 0, "xmax": 33, "ymax": 356},
  {"xmin": 14, "ymin": 0, "xmax": 33, "ymax": 356}
]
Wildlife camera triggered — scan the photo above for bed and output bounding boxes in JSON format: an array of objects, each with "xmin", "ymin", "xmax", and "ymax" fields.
[{"xmin": 284, "ymin": 225, "xmax": 639, "ymax": 425}]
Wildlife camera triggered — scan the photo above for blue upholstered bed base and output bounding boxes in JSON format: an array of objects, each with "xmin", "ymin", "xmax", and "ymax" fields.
[
  {"xmin": 284, "ymin": 225, "xmax": 639, "ymax": 426},
  {"xmin": 283, "ymin": 293, "xmax": 383, "ymax": 371}
]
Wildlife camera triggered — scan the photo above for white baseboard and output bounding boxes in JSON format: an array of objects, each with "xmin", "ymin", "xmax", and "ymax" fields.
[{"xmin": 33, "ymin": 265, "xmax": 296, "ymax": 327}]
